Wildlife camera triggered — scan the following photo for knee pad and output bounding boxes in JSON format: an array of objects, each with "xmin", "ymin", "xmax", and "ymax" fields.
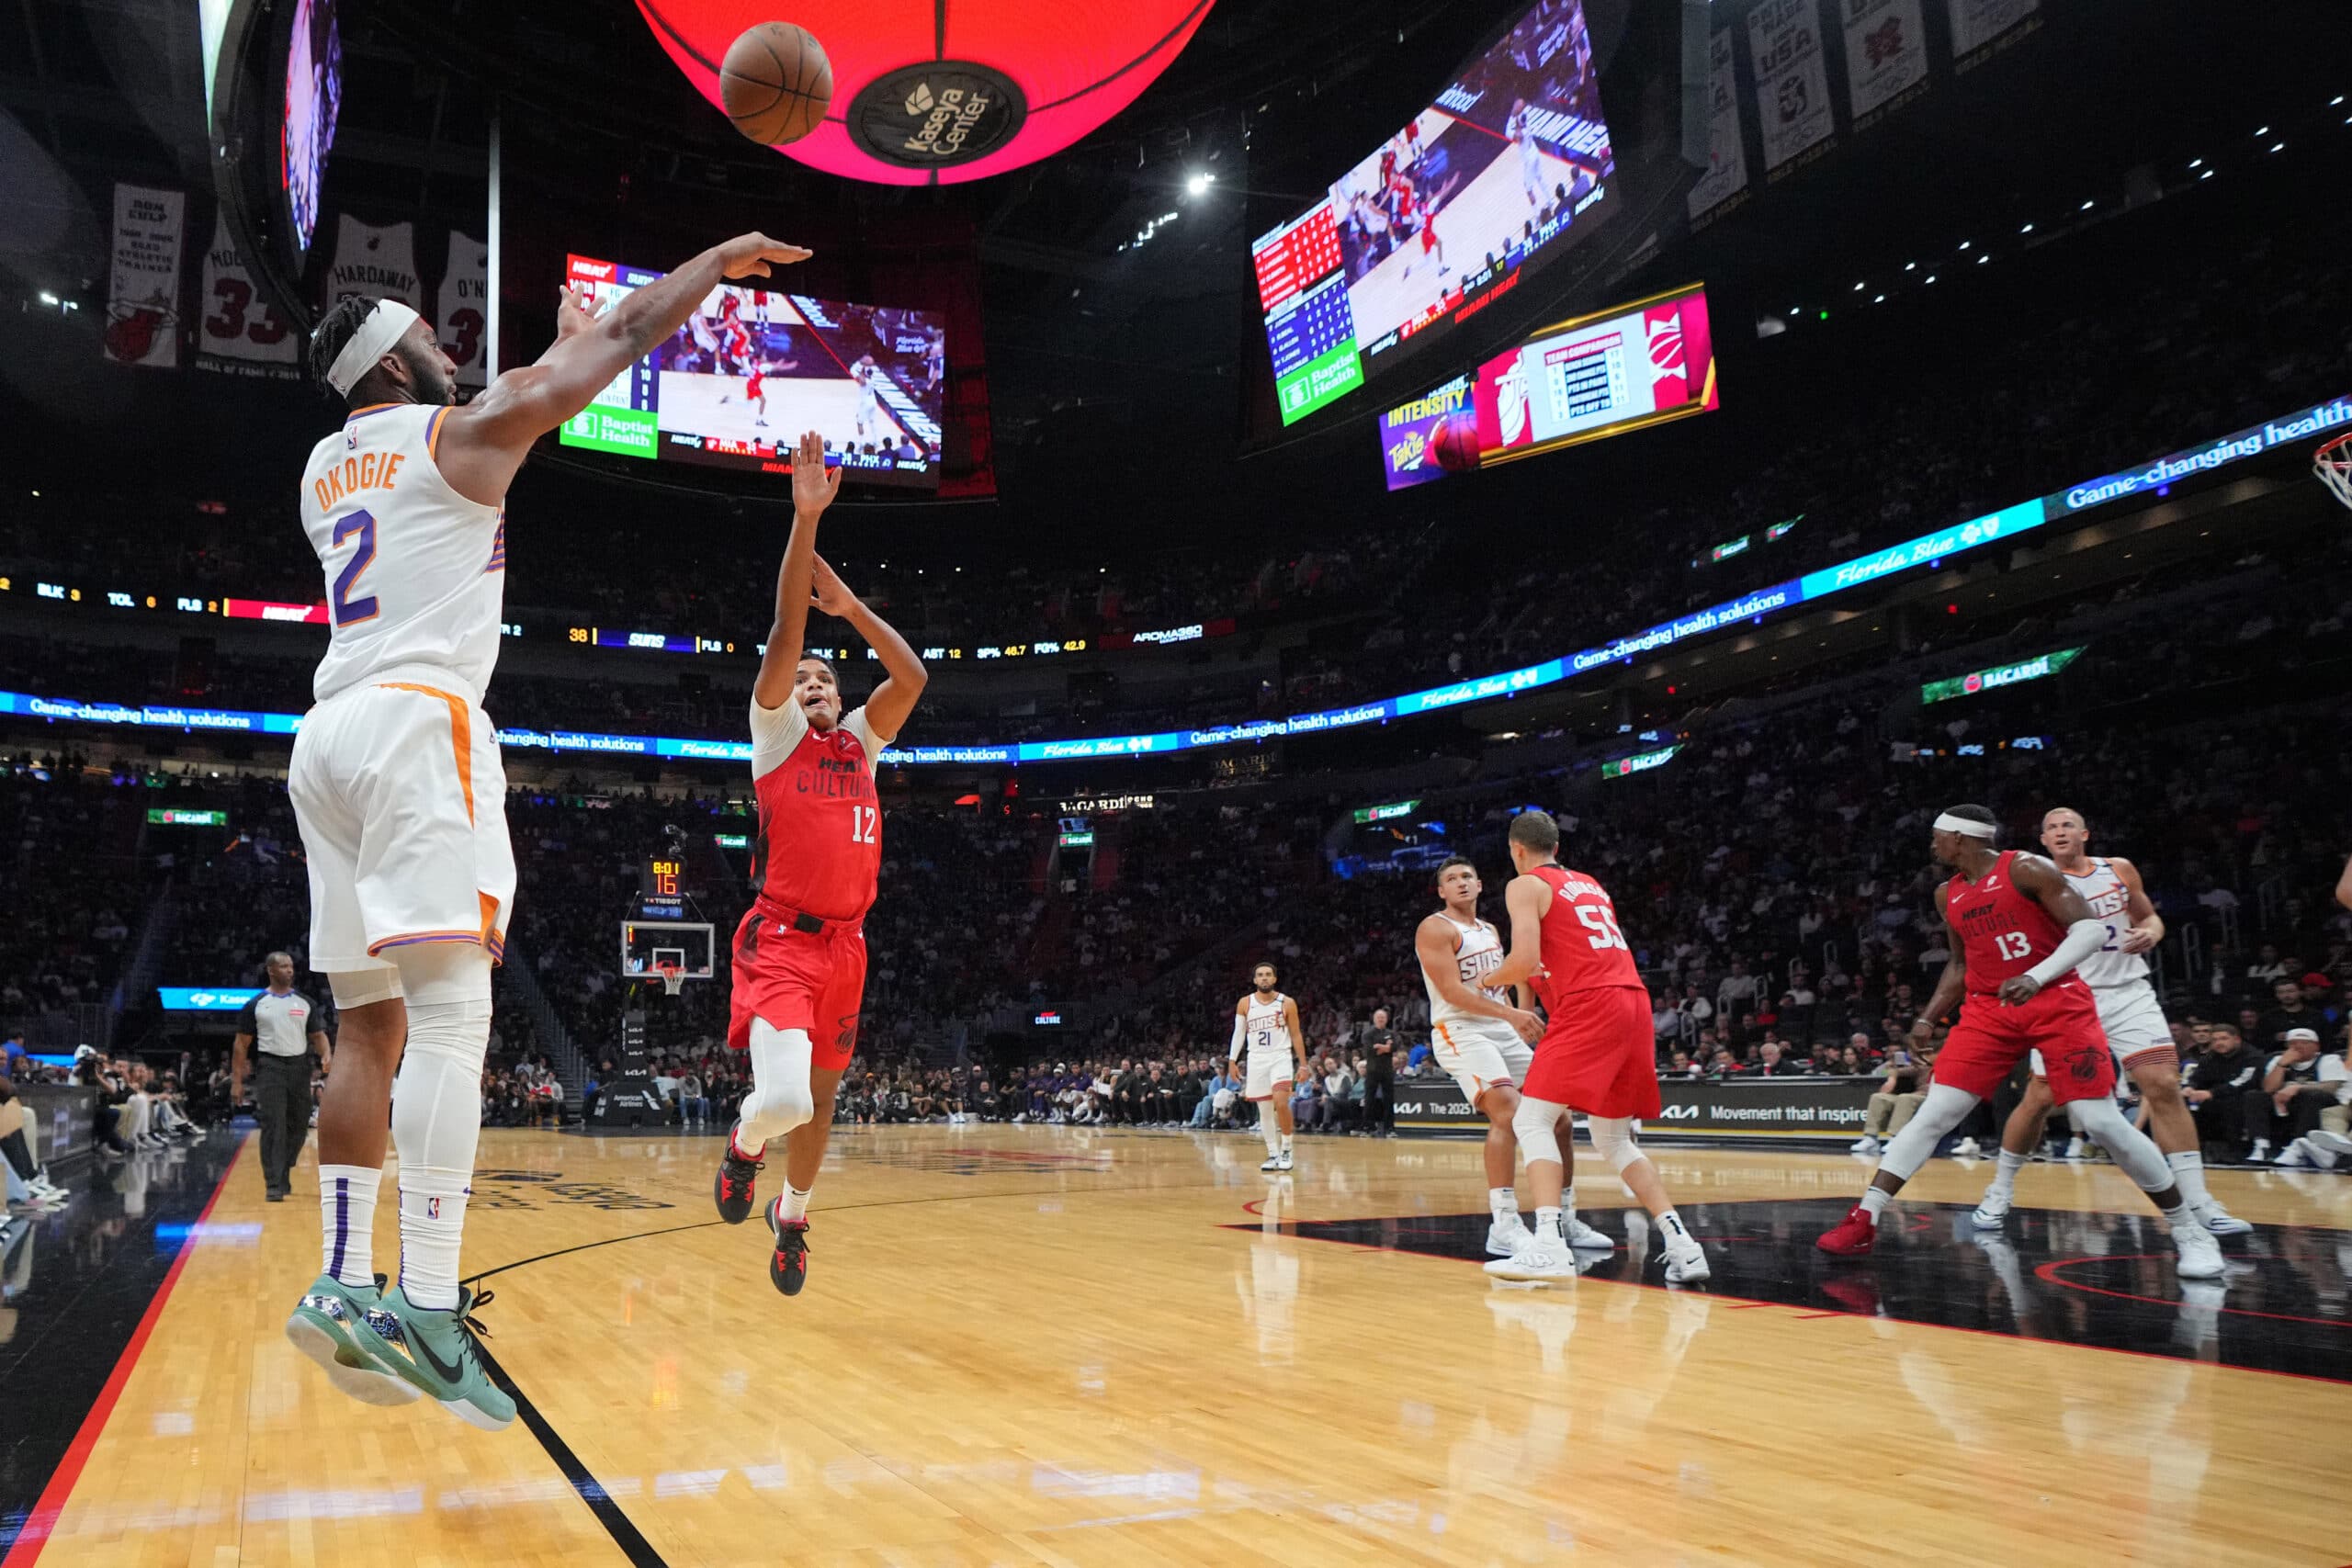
[
  {"xmin": 1511, "ymin": 1095, "xmax": 1565, "ymax": 1166},
  {"xmin": 741, "ymin": 1021, "xmax": 815, "ymax": 1143},
  {"xmin": 329, "ymin": 963, "xmax": 403, "ymax": 1010},
  {"xmin": 1586, "ymin": 1115, "xmax": 1645, "ymax": 1173}
]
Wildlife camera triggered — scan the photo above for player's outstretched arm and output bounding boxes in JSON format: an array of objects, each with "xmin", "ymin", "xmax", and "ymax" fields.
[
  {"xmin": 438, "ymin": 231, "xmax": 811, "ymax": 503},
  {"xmin": 752, "ymin": 431, "xmax": 841, "ymax": 709},
  {"xmin": 2109, "ymin": 856, "xmax": 2165, "ymax": 953},
  {"xmin": 1485, "ymin": 874, "xmax": 1552, "ymax": 990},
  {"xmin": 809, "ymin": 553, "xmax": 928, "ymax": 740},
  {"xmin": 1228, "ymin": 1001, "xmax": 1249, "ymax": 1065}
]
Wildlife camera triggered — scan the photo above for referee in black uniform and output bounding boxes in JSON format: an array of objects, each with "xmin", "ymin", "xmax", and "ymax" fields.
[{"xmin": 231, "ymin": 952, "xmax": 332, "ymax": 1201}]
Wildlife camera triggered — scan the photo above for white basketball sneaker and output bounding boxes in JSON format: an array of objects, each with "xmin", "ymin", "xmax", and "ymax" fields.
[
  {"xmin": 1661, "ymin": 1237, "xmax": 1712, "ymax": 1284},
  {"xmin": 1563, "ymin": 1213, "xmax": 1614, "ymax": 1250},
  {"xmin": 1275, "ymin": 1151, "xmax": 1294, "ymax": 1172},
  {"xmin": 1970, "ymin": 1188, "xmax": 2013, "ymax": 1229},
  {"xmin": 1484, "ymin": 1237, "xmax": 1578, "ymax": 1282},
  {"xmin": 2194, "ymin": 1199, "xmax": 2254, "ymax": 1235},
  {"xmin": 1849, "ymin": 1135, "xmax": 1882, "ymax": 1156},
  {"xmin": 2172, "ymin": 1218, "xmax": 2224, "ymax": 1280},
  {"xmin": 1486, "ymin": 1213, "xmax": 1532, "ymax": 1258},
  {"xmin": 1259, "ymin": 1152, "xmax": 1283, "ymax": 1173}
]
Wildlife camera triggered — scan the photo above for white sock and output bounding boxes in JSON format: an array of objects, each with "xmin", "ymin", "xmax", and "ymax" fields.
[
  {"xmin": 779, "ymin": 1183, "xmax": 812, "ymax": 1224},
  {"xmin": 1988, "ymin": 1147, "xmax": 2029, "ymax": 1196},
  {"xmin": 1260, "ymin": 1110, "xmax": 1280, "ymax": 1156},
  {"xmin": 319, "ymin": 1164, "xmax": 380, "ymax": 1290},
  {"xmin": 1657, "ymin": 1209, "xmax": 1692, "ymax": 1247},
  {"xmin": 390, "ymin": 995, "xmax": 491, "ymax": 1313},
  {"xmin": 2166, "ymin": 1149, "xmax": 2211, "ymax": 1206},
  {"xmin": 1860, "ymin": 1187, "xmax": 1892, "ymax": 1221},
  {"xmin": 1534, "ymin": 1205, "xmax": 1563, "ymax": 1242},
  {"xmin": 1489, "ymin": 1186, "xmax": 1518, "ymax": 1220},
  {"xmin": 1280, "ymin": 1133, "xmax": 1294, "ymax": 1155}
]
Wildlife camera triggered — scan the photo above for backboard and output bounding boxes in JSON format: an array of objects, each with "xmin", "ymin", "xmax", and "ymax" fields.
[{"xmin": 619, "ymin": 919, "xmax": 716, "ymax": 987}]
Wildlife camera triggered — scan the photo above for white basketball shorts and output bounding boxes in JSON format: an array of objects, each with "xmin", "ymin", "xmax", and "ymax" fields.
[
  {"xmin": 1431, "ymin": 1018, "xmax": 1533, "ymax": 1109},
  {"xmin": 2029, "ymin": 982, "xmax": 2174, "ymax": 1077},
  {"xmin": 1243, "ymin": 1048, "xmax": 1295, "ymax": 1102},
  {"xmin": 288, "ymin": 672, "xmax": 514, "ymax": 975}
]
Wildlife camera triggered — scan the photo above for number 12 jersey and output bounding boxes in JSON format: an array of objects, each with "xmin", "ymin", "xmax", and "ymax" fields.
[{"xmin": 747, "ymin": 695, "xmax": 888, "ymax": 923}]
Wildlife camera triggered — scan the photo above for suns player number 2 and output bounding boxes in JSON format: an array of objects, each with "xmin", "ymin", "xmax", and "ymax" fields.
[{"xmin": 851, "ymin": 805, "xmax": 878, "ymax": 844}]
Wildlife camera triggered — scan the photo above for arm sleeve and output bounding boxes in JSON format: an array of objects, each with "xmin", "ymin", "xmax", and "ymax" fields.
[
  {"xmin": 2023, "ymin": 919, "xmax": 2108, "ymax": 987},
  {"xmin": 1228, "ymin": 1013, "xmax": 1248, "ymax": 1061},
  {"xmin": 749, "ymin": 694, "xmax": 810, "ymax": 779}
]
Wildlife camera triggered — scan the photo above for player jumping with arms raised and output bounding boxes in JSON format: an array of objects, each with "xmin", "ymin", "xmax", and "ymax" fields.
[
  {"xmin": 1971, "ymin": 807, "xmax": 2249, "ymax": 1236},
  {"xmin": 712, "ymin": 434, "xmax": 928, "ymax": 1296},
  {"xmin": 1230, "ymin": 964, "xmax": 1306, "ymax": 1172},
  {"xmin": 1816, "ymin": 805, "xmax": 2224, "ymax": 1279},
  {"xmin": 285, "ymin": 231, "xmax": 811, "ymax": 1427},
  {"xmin": 1478, "ymin": 812, "xmax": 1710, "ymax": 1284},
  {"xmin": 1415, "ymin": 856, "xmax": 1612, "ymax": 1258}
]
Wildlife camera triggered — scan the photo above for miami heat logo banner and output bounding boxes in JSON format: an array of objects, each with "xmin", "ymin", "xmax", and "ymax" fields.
[
  {"xmin": 1471, "ymin": 281, "xmax": 1719, "ymax": 468},
  {"xmin": 103, "ymin": 183, "xmax": 186, "ymax": 369}
]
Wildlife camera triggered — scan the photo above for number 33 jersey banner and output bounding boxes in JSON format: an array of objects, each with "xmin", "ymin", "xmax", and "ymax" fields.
[{"xmin": 197, "ymin": 211, "xmax": 299, "ymax": 378}]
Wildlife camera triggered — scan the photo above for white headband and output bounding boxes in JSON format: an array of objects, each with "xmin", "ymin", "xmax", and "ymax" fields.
[
  {"xmin": 1934, "ymin": 812, "xmax": 1998, "ymax": 839},
  {"xmin": 324, "ymin": 299, "xmax": 422, "ymax": 397}
]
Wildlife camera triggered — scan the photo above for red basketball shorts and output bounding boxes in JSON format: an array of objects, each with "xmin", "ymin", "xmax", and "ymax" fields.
[
  {"xmin": 1933, "ymin": 978, "xmax": 2115, "ymax": 1105},
  {"xmin": 1523, "ymin": 985, "xmax": 1662, "ymax": 1120},
  {"xmin": 727, "ymin": 909, "xmax": 866, "ymax": 1071}
]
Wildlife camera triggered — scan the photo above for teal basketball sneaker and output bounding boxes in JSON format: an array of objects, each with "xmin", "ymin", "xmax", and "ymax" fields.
[
  {"xmin": 284, "ymin": 1273, "xmax": 421, "ymax": 1406},
  {"xmin": 356, "ymin": 1284, "xmax": 517, "ymax": 1431}
]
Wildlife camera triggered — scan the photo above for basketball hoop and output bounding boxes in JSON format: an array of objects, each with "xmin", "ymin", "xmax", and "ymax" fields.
[
  {"xmin": 653, "ymin": 961, "xmax": 685, "ymax": 998},
  {"xmin": 2316, "ymin": 433, "xmax": 2352, "ymax": 511}
]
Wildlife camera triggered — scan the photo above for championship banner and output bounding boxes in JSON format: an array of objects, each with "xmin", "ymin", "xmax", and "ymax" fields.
[
  {"xmin": 195, "ymin": 210, "xmax": 298, "ymax": 378},
  {"xmin": 1948, "ymin": 0, "xmax": 2040, "ymax": 65},
  {"xmin": 324, "ymin": 215, "xmax": 424, "ymax": 312},
  {"xmin": 102, "ymin": 183, "xmax": 186, "ymax": 368},
  {"xmin": 1747, "ymin": 0, "xmax": 1837, "ymax": 179},
  {"xmin": 440, "ymin": 230, "xmax": 490, "ymax": 389},
  {"xmin": 1684, "ymin": 28, "xmax": 1749, "ymax": 228},
  {"xmin": 1396, "ymin": 1074, "xmax": 1878, "ymax": 1141},
  {"xmin": 1840, "ymin": 0, "xmax": 1928, "ymax": 128}
]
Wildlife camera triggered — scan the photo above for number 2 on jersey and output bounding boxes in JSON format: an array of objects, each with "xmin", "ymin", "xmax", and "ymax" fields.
[
  {"xmin": 850, "ymin": 805, "xmax": 878, "ymax": 844},
  {"xmin": 332, "ymin": 510, "xmax": 379, "ymax": 626},
  {"xmin": 1577, "ymin": 903, "xmax": 1629, "ymax": 951}
]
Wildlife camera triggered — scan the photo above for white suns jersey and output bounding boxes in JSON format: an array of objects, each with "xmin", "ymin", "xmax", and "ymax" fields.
[
  {"xmin": 300, "ymin": 403, "xmax": 506, "ymax": 705},
  {"xmin": 1241, "ymin": 992, "xmax": 1293, "ymax": 1058},
  {"xmin": 2066, "ymin": 857, "xmax": 2148, "ymax": 987},
  {"xmin": 1427, "ymin": 913, "xmax": 1511, "ymax": 1027}
]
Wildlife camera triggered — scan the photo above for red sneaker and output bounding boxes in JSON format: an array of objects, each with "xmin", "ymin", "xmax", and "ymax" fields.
[
  {"xmin": 767, "ymin": 1199, "xmax": 810, "ymax": 1297},
  {"xmin": 1815, "ymin": 1204, "xmax": 1879, "ymax": 1257}
]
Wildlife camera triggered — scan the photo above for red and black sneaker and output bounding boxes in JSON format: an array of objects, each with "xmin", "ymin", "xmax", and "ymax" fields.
[
  {"xmin": 713, "ymin": 1125, "xmax": 763, "ymax": 1225},
  {"xmin": 766, "ymin": 1199, "xmax": 810, "ymax": 1297},
  {"xmin": 1815, "ymin": 1203, "xmax": 1879, "ymax": 1258}
]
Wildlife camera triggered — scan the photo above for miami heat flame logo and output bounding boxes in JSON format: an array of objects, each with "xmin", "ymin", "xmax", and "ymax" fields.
[{"xmin": 1645, "ymin": 313, "xmax": 1687, "ymax": 389}]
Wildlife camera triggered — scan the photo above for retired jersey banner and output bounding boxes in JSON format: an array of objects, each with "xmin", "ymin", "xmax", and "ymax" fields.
[
  {"xmin": 440, "ymin": 231, "xmax": 490, "ymax": 389},
  {"xmin": 1747, "ymin": 0, "xmax": 1836, "ymax": 178},
  {"xmin": 1841, "ymin": 0, "xmax": 1928, "ymax": 127},
  {"xmin": 1948, "ymin": 0, "xmax": 2040, "ymax": 64},
  {"xmin": 1684, "ymin": 28, "xmax": 1749, "ymax": 227},
  {"xmin": 103, "ymin": 184, "xmax": 186, "ymax": 368},
  {"xmin": 196, "ymin": 211, "xmax": 299, "ymax": 378},
  {"xmin": 324, "ymin": 215, "xmax": 424, "ymax": 311}
]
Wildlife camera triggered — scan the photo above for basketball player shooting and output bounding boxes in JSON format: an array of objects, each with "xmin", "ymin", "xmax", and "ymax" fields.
[
  {"xmin": 1815, "ymin": 805, "xmax": 2225, "ymax": 1280},
  {"xmin": 1413, "ymin": 856, "xmax": 1611, "ymax": 1258},
  {"xmin": 1477, "ymin": 811, "xmax": 1710, "ymax": 1285},
  {"xmin": 1969, "ymin": 807, "xmax": 2249, "ymax": 1238},
  {"xmin": 282, "ymin": 230, "xmax": 810, "ymax": 1429},
  {"xmin": 1230, "ymin": 964, "xmax": 1306, "ymax": 1172},
  {"xmin": 712, "ymin": 433, "xmax": 928, "ymax": 1298}
]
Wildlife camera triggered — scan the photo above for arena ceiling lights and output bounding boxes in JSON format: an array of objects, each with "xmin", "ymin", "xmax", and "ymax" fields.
[{"xmin": 634, "ymin": 0, "xmax": 1219, "ymax": 186}]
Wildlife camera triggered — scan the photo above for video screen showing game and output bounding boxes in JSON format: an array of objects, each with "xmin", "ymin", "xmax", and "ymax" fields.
[
  {"xmin": 280, "ymin": 0, "xmax": 340, "ymax": 254},
  {"xmin": 1253, "ymin": 0, "xmax": 1616, "ymax": 425},
  {"xmin": 556, "ymin": 254, "xmax": 945, "ymax": 489}
]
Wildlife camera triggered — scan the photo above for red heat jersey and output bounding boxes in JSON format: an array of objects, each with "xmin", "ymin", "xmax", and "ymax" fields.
[
  {"xmin": 747, "ymin": 701, "xmax": 886, "ymax": 923},
  {"xmin": 1942, "ymin": 851, "xmax": 2072, "ymax": 995},
  {"xmin": 1530, "ymin": 863, "xmax": 1643, "ymax": 1007}
]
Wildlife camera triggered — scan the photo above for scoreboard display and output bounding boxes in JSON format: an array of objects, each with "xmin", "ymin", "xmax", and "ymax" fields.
[{"xmin": 1472, "ymin": 282, "xmax": 1719, "ymax": 465}]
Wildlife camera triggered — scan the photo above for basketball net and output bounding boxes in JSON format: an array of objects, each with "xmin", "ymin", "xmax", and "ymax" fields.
[
  {"xmin": 2316, "ymin": 433, "xmax": 2352, "ymax": 512},
  {"xmin": 653, "ymin": 962, "xmax": 685, "ymax": 998}
]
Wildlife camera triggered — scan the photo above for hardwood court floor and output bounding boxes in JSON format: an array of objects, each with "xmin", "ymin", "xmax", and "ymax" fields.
[{"xmin": 14, "ymin": 1124, "xmax": 2352, "ymax": 1568}]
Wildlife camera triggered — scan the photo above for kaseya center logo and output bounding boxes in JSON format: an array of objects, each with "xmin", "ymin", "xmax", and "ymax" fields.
[{"xmin": 847, "ymin": 62, "xmax": 1026, "ymax": 169}]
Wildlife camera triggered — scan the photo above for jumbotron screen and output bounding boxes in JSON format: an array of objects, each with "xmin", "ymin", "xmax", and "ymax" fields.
[
  {"xmin": 1473, "ymin": 281, "xmax": 1717, "ymax": 465},
  {"xmin": 1252, "ymin": 0, "xmax": 1615, "ymax": 425},
  {"xmin": 555, "ymin": 254, "xmax": 945, "ymax": 489}
]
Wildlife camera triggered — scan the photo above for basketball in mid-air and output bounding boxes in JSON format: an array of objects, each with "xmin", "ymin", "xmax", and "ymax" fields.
[
  {"xmin": 719, "ymin": 23, "xmax": 833, "ymax": 147},
  {"xmin": 1429, "ymin": 411, "xmax": 1480, "ymax": 472}
]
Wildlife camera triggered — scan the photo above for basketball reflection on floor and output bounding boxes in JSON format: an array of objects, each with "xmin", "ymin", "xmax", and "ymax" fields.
[{"xmin": 1245, "ymin": 1197, "xmax": 2352, "ymax": 1382}]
